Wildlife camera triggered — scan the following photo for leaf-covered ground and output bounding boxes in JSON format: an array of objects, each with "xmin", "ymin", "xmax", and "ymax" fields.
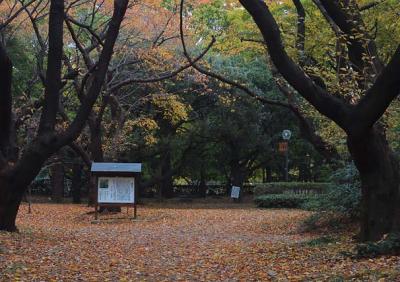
[{"xmin": 0, "ymin": 202, "xmax": 399, "ymax": 281}]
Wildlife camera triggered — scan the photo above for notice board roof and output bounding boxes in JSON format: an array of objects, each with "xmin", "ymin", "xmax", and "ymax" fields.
[{"xmin": 91, "ymin": 162, "xmax": 142, "ymax": 173}]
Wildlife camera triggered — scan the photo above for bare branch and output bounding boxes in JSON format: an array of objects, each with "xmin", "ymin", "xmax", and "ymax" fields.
[
  {"xmin": 65, "ymin": 15, "xmax": 104, "ymax": 47},
  {"xmin": 360, "ymin": 1, "xmax": 386, "ymax": 11},
  {"xmin": 0, "ymin": 0, "xmax": 36, "ymax": 31},
  {"xmin": 108, "ymin": 36, "xmax": 216, "ymax": 92}
]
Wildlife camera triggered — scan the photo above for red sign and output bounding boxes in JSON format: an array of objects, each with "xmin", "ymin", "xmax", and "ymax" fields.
[{"xmin": 278, "ymin": 141, "xmax": 288, "ymax": 153}]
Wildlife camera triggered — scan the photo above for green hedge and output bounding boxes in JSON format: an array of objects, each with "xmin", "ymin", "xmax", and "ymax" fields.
[
  {"xmin": 254, "ymin": 194, "xmax": 313, "ymax": 209},
  {"xmin": 253, "ymin": 182, "xmax": 330, "ymax": 196}
]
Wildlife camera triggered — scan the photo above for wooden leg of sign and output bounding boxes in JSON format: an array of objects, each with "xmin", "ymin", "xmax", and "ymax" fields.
[
  {"xmin": 133, "ymin": 204, "xmax": 137, "ymax": 219},
  {"xmin": 95, "ymin": 204, "xmax": 98, "ymax": 220}
]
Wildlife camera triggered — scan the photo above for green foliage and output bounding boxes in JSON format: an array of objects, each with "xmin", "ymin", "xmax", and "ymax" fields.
[
  {"xmin": 300, "ymin": 212, "xmax": 350, "ymax": 233},
  {"xmin": 192, "ymin": 0, "xmax": 228, "ymax": 37},
  {"xmin": 7, "ymin": 36, "xmax": 40, "ymax": 99},
  {"xmin": 160, "ymin": 0, "xmax": 176, "ymax": 11},
  {"xmin": 302, "ymin": 163, "xmax": 361, "ymax": 218},
  {"xmin": 304, "ymin": 235, "xmax": 336, "ymax": 247},
  {"xmin": 253, "ymin": 182, "xmax": 329, "ymax": 196},
  {"xmin": 356, "ymin": 233, "xmax": 400, "ymax": 258},
  {"xmin": 254, "ymin": 194, "xmax": 312, "ymax": 209}
]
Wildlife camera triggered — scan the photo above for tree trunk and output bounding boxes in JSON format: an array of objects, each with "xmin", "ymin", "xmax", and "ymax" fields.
[
  {"xmin": 265, "ymin": 166, "xmax": 273, "ymax": 182},
  {"xmin": 161, "ymin": 151, "xmax": 174, "ymax": 198},
  {"xmin": 51, "ymin": 162, "xmax": 64, "ymax": 203},
  {"xmin": 87, "ymin": 120, "xmax": 103, "ymax": 206},
  {"xmin": 0, "ymin": 148, "xmax": 47, "ymax": 231},
  {"xmin": 71, "ymin": 163, "xmax": 82, "ymax": 203},
  {"xmin": 89, "ymin": 121, "xmax": 104, "ymax": 162},
  {"xmin": 0, "ymin": 43, "xmax": 13, "ymax": 160},
  {"xmin": 230, "ymin": 164, "xmax": 247, "ymax": 200},
  {"xmin": 198, "ymin": 164, "xmax": 207, "ymax": 197},
  {"xmin": 0, "ymin": 177, "xmax": 23, "ymax": 232},
  {"xmin": 348, "ymin": 125, "xmax": 400, "ymax": 241}
]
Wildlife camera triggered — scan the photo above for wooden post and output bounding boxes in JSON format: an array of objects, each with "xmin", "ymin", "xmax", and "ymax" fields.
[
  {"xmin": 95, "ymin": 203, "xmax": 98, "ymax": 220},
  {"xmin": 28, "ymin": 186, "xmax": 32, "ymax": 214},
  {"xmin": 134, "ymin": 204, "xmax": 137, "ymax": 219}
]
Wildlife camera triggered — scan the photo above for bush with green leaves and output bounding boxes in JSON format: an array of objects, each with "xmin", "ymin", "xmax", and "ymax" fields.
[
  {"xmin": 254, "ymin": 194, "xmax": 313, "ymax": 208},
  {"xmin": 253, "ymin": 182, "xmax": 329, "ymax": 196},
  {"xmin": 355, "ymin": 233, "xmax": 400, "ymax": 258},
  {"xmin": 302, "ymin": 163, "xmax": 361, "ymax": 218}
]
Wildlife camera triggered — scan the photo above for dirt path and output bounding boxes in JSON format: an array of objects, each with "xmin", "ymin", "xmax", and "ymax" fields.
[{"xmin": 0, "ymin": 203, "xmax": 399, "ymax": 281}]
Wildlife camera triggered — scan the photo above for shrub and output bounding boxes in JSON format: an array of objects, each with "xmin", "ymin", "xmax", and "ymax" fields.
[
  {"xmin": 300, "ymin": 211, "xmax": 352, "ymax": 233},
  {"xmin": 302, "ymin": 163, "xmax": 361, "ymax": 218},
  {"xmin": 254, "ymin": 194, "xmax": 313, "ymax": 208},
  {"xmin": 253, "ymin": 182, "xmax": 330, "ymax": 196},
  {"xmin": 355, "ymin": 233, "xmax": 400, "ymax": 258},
  {"xmin": 300, "ymin": 163, "xmax": 361, "ymax": 232}
]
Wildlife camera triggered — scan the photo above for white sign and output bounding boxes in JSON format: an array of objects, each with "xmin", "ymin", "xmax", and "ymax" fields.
[
  {"xmin": 98, "ymin": 177, "xmax": 135, "ymax": 203},
  {"xmin": 231, "ymin": 186, "xmax": 241, "ymax": 199}
]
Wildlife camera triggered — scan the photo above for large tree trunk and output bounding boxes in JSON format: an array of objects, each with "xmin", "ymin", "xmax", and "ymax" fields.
[
  {"xmin": 71, "ymin": 163, "xmax": 82, "ymax": 203},
  {"xmin": 88, "ymin": 119, "xmax": 104, "ymax": 162},
  {"xmin": 198, "ymin": 166, "xmax": 207, "ymax": 198},
  {"xmin": 0, "ymin": 176, "xmax": 23, "ymax": 232},
  {"xmin": 88, "ymin": 119, "xmax": 104, "ymax": 205},
  {"xmin": 348, "ymin": 125, "xmax": 400, "ymax": 241},
  {"xmin": 161, "ymin": 151, "xmax": 174, "ymax": 198},
  {"xmin": 0, "ymin": 143, "xmax": 49, "ymax": 231},
  {"xmin": 0, "ymin": 43, "xmax": 13, "ymax": 160},
  {"xmin": 51, "ymin": 161, "xmax": 64, "ymax": 203},
  {"xmin": 230, "ymin": 164, "xmax": 248, "ymax": 200}
]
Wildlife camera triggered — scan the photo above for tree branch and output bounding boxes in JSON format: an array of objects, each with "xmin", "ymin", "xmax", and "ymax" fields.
[
  {"xmin": 360, "ymin": 1, "xmax": 385, "ymax": 11},
  {"xmin": 240, "ymin": 0, "xmax": 352, "ymax": 131},
  {"xmin": 65, "ymin": 15, "xmax": 105, "ymax": 47},
  {"xmin": 179, "ymin": 0, "xmax": 290, "ymax": 109},
  {"xmin": 318, "ymin": 0, "xmax": 383, "ymax": 76},
  {"xmin": 0, "ymin": 0, "xmax": 36, "ymax": 31},
  {"xmin": 38, "ymin": 0, "xmax": 64, "ymax": 135},
  {"xmin": 108, "ymin": 36, "xmax": 216, "ymax": 92},
  {"xmin": 353, "ymin": 44, "xmax": 400, "ymax": 134},
  {"xmin": 0, "ymin": 43, "xmax": 13, "ymax": 164},
  {"xmin": 59, "ymin": 0, "xmax": 129, "ymax": 145}
]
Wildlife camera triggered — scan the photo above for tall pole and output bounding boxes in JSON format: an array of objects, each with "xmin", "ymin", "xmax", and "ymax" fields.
[
  {"xmin": 282, "ymin": 129, "xmax": 292, "ymax": 182},
  {"xmin": 285, "ymin": 143, "xmax": 289, "ymax": 182}
]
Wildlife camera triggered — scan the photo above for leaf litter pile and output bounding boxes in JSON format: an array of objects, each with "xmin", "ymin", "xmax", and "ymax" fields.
[{"xmin": 0, "ymin": 203, "xmax": 399, "ymax": 281}]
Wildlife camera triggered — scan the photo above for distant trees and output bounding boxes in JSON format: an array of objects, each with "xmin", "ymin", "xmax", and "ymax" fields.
[{"xmin": 239, "ymin": 0, "xmax": 400, "ymax": 242}]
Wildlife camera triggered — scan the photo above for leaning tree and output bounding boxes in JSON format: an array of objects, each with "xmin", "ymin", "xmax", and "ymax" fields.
[
  {"xmin": 0, "ymin": 0, "xmax": 129, "ymax": 231},
  {"xmin": 238, "ymin": 0, "xmax": 400, "ymax": 241}
]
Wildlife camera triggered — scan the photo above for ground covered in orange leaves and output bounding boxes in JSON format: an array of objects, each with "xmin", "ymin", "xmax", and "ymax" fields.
[{"xmin": 0, "ymin": 202, "xmax": 399, "ymax": 281}]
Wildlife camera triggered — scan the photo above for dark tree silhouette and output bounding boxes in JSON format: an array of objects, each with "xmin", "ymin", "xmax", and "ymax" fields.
[
  {"xmin": 0, "ymin": 0, "xmax": 129, "ymax": 232},
  {"xmin": 239, "ymin": 0, "xmax": 400, "ymax": 241}
]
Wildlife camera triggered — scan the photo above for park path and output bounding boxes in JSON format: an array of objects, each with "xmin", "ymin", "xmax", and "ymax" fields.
[{"xmin": 0, "ymin": 203, "xmax": 399, "ymax": 281}]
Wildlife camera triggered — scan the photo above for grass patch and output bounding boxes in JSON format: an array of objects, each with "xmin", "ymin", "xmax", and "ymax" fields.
[{"xmin": 304, "ymin": 235, "xmax": 337, "ymax": 246}]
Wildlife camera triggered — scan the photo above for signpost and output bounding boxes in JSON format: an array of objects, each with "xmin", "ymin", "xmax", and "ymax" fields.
[
  {"xmin": 281, "ymin": 130, "xmax": 292, "ymax": 181},
  {"xmin": 278, "ymin": 141, "xmax": 288, "ymax": 153},
  {"xmin": 91, "ymin": 163, "xmax": 142, "ymax": 220}
]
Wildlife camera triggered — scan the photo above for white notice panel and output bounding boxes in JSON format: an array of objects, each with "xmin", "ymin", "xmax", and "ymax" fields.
[
  {"xmin": 98, "ymin": 177, "xmax": 135, "ymax": 203},
  {"xmin": 231, "ymin": 186, "xmax": 241, "ymax": 199}
]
